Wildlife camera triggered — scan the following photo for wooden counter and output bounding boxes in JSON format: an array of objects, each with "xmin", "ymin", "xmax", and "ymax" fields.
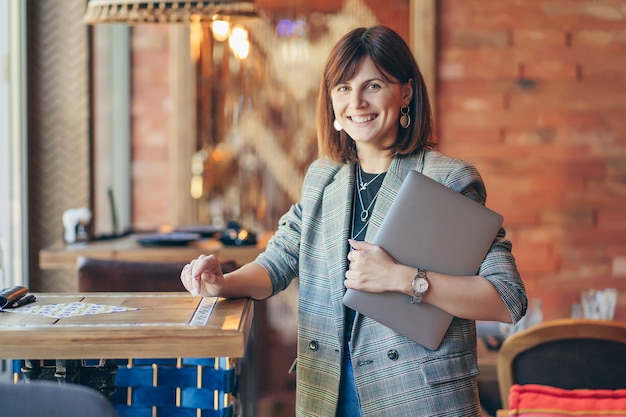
[
  {"xmin": 39, "ymin": 235, "xmax": 269, "ymax": 270},
  {"xmin": 0, "ymin": 293, "xmax": 254, "ymax": 359}
]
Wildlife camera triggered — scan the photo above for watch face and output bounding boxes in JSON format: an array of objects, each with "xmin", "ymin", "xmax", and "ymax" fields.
[{"xmin": 413, "ymin": 277, "xmax": 429, "ymax": 293}]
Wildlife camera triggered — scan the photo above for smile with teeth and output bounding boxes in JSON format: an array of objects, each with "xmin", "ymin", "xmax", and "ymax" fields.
[{"xmin": 349, "ymin": 115, "xmax": 376, "ymax": 123}]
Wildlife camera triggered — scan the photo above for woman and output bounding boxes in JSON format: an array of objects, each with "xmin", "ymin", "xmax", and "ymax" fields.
[{"xmin": 181, "ymin": 25, "xmax": 527, "ymax": 417}]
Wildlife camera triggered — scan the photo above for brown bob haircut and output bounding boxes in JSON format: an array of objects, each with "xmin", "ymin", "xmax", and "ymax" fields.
[{"xmin": 316, "ymin": 25, "xmax": 436, "ymax": 164}]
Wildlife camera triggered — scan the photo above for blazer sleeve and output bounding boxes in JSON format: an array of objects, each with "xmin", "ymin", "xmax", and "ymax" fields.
[
  {"xmin": 253, "ymin": 202, "xmax": 302, "ymax": 297},
  {"xmin": 439, "ymin": 159, "xmax": 528, "ymax": 325}
]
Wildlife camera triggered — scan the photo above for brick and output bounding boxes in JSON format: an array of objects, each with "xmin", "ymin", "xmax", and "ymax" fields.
[
  {"xmin": 496, "ymin": 46, "xmax": 626, "ymax": 80},
  {"xmin": 608, "ymin": 244, "xmax": 626, "ymax": 256},
  {"xmin": 440, "ymin": 106, "xmax": 605, "ymax": 131},
  {"xmin": 513, "ymin": 29, "xmax": 569, "ymax": 47},
  {"xmin": 602, "ymin": 110, "xmax": 626, "ymax": 132},
  {"xmin": 439, "ymin": 0, "xmax": 545, "ymax": 29},
  {"xmin": 522, "ymin": 60, "xmax": 579, "ymax": 80},
  {"xmin": 539, "ymin": 208, "xmax": 595, "ymax": 226},
  {"xmin": 512, "ymin": 240, "xmax": 560, "ymax": 274},
  {"xmin": 542, "ymin": 0, "xmax": 626, "ymax": 28},
  {"xmin": 448, "ymin": 29, "xmax": 511, "ymax": 47},
  {"xmin": 537, "ymin": 111, "xmax": 605, "ymax": 127},
  {"xmin": 558, "ymin": 244, "xmax": 609, "ymax": 265},
  {"xmin": 606, "ymin": 158, "xmax": 626, "ymax": 173},
  {"xmin": 503, "ymin": 128, "xmax": 557, "ymax": 145},
  {"xmin": 506, "ymin": 79, "xmax": 626, "ymax": 111},
  {"xmin": 437, "ymin": 80, "xmax": 497, "ymax": 96},
  {"xmin": 572, "ymin": 29, "xmax": 626, "ymax": 47},
  {"xmin": 600, "ymin": 209, "xmax": 626, "ymax": 229},
  {"xmin": 569, "ymin": 227, "xmax": 626, "ymax": 245},
  {"xmin": 568, "ymin": 178, "xmax": 626, "ymax": 209},
  {"xmin": 573, "ymin": 49, "xmax": 626, "ymax": 77},
  {"xmin": 555, "ymin": 125, "xmax": 618, "ymax": 146},
  {"xmin": 508, "ymin": 190, "xmax": 564, "ymax": 216},
  {"xmin": 439, "ymin": 48, "xmax": 521, "ymax": 80},
  {"xmin": 495, "ymin": 207, "xmax": 538, "ymax": 226},
  {"xmin": 437, "ymin": 126, "xmax": 502, "ymax": 145},
  {"xmin": 438, "ymin": 93, "xmax": 507, "ymax": 113}
]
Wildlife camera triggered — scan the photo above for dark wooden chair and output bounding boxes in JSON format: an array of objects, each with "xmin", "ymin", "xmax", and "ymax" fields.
[
  {"xmin": 497, "ymin": 318, "xmax": 626, "ymax": 409},
  {"xmin": 76, "ymin": 256, "xmax": 238, "ymax": 292}
]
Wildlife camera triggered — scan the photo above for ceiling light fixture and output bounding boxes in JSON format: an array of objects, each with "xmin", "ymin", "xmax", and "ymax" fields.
[{"xmin": 84, "ymin": 0, "xmax": 259, "ymax": 24}]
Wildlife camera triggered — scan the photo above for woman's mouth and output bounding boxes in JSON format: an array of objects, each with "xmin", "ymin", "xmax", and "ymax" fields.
[{"xmin": 349, "ymin": 115, "xmax": 376, "ymax": 124}]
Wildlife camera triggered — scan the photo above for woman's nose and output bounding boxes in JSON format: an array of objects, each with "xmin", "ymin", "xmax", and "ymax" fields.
[{"xmin": 348, "ymin": 91, "xmax": 366, "ymax": 108}]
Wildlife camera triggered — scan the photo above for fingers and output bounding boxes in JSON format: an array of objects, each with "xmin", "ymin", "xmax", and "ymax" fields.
[
  {"xmin": 348, "ymin": 239, "xmax": 372, "ymax": 251},
  {"xmin": 189, "ymin": 261, "xmax": 201, "ymax": 296},
  {"xmin": 181, "ymin": 254, "xmax": 223, "ymax": 297},
  {"xmin": 180, "ymin": 261, "xmax": 198, "ymax": 296}
]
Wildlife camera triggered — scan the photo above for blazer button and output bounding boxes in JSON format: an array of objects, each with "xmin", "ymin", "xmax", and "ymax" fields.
[
  {"xmin": 387, "ymin": 349, "xmax": 399, "ymax": 361},
  {"xmin": 309, "ymin": 340, "xmax": 319, "ymax": 351}
]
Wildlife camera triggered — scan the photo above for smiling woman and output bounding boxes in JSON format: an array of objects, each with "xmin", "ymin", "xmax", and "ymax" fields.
[{"xmin": 178, "ymin": 23, "xmax": 525, "ymax": 417}]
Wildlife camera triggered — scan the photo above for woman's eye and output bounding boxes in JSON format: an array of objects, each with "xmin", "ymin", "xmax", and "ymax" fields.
[
  {"xmin": 366, "ymin": 83, "xmax": 382, "ymax": 91},
  {"xmin": 336, "ymin": 85, "xmax": 349, "ymax": 93}
]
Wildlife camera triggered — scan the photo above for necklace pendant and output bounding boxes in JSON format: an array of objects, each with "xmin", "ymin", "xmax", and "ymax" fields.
[{"xmin": 359, "ymin": 182, "xmax": 367, "ymax": 191}]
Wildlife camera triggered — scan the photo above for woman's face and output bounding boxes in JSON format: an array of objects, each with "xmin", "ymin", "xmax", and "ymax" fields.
[{"xmin": 331, "ymin": 56, "xmax": 411, "ymax": 151}]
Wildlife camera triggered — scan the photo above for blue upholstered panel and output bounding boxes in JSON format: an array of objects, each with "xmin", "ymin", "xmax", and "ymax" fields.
[{"xmin": 12, "ymin": 358, "xmax": 237, "ymax": 417}]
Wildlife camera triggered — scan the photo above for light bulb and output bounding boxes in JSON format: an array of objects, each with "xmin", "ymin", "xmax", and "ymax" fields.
[{"xmin": 211, "ymin": 20, "xmax": 230, "ymax": 42}]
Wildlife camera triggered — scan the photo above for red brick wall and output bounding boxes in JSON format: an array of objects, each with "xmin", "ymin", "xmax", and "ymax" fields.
[{"xmin": 437, "ymin": 0, "xmax": 626, "ymax": 320}]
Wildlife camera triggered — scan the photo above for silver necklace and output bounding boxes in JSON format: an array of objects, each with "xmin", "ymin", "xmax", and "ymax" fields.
[
  {"xmin": 356, "ymin": 165, "xmax": 383, "ymax": 222},
  {"xmin": 351, "ymin": 196, "xmax": 368, "ymax": 240},
  {"xmin": 358, "ymin": 165, "xmax": 385, "ymax": 191}
]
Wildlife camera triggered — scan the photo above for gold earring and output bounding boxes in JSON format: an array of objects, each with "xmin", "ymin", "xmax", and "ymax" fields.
[
  {"xmin": 333, "ymin": 119, "xmax": 343, "ymax": 132},
  {"xmin": 400, "ymin": 106, "xmax": 411, "ymax": 129}
]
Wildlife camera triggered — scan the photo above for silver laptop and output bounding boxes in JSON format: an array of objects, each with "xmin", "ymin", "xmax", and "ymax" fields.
[{"xmin": 343, "ymin": 170, "xmax": 503, "ymax": 350}]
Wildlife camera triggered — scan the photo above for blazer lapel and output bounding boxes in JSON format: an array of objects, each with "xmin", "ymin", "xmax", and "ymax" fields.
[{"xmin": 321, "ymin": 164, "xmax": 354, "ymax": 340}]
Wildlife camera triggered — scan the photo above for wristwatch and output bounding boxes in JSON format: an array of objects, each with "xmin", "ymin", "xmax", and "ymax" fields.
[{"xmin": 410, "ymin": 268, "xmax": 429, "ymax": 304}]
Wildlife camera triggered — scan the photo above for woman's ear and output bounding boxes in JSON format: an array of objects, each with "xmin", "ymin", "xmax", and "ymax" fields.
[{"xmin": 403, "ymin": 79, "xmax": 414, "ymax": 104}]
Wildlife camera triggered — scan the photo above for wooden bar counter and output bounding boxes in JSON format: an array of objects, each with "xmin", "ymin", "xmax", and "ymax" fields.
[
  {"xmin": 0, "ymin": 292, "xmax": 254, "ymax": 359},
  {"xmin": 39, "ymin": 235, "xmax": 269, "ymax": 270},
  {"xmin": 2, "ymin": 293, "xmax": 255, "ymax": 414}
]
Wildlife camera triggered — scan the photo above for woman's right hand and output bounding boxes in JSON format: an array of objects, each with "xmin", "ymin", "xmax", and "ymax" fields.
[{"xmin": 180, "ymin": 254, "xmax": 225, "ymax": 297}]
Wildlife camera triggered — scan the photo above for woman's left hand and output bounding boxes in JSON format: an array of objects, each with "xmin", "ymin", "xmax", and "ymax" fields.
[{"xmin": 345, "ymin": 239, "xmax": 410, "ymax": 293}]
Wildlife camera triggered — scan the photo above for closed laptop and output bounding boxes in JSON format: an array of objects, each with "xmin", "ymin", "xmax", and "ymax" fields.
[{"xmin": 343, "ymin": 170, "xmax": 503, "ymax": 350}]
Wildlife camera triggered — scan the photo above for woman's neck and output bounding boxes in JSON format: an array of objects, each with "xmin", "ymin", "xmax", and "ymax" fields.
[{"xmin": 358, "ymin": 152, "xmax": 393, "ymax": 174}]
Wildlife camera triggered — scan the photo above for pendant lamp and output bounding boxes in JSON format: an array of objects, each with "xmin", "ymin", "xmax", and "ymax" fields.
[{"xmin": 84, "ymin": 0, "xmax": 259, "ymax": 24}]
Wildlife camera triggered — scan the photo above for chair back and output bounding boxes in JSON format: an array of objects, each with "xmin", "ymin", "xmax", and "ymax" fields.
[
  {"xmin": 76, "ymin": 256, "xmax": 237, "ymax": 292},
  {"xmin": 497, "ymin": 318, "xmax": 626, "ymax": 409},
  {"xmin": 0, "ymin": 381, "xmax": 120, "ymax": 417}
]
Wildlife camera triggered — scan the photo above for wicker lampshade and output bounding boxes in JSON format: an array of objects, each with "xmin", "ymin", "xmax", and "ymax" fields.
[{"xmin": 84, "ymin": 0, "xmax": 259, "ymax": 24}]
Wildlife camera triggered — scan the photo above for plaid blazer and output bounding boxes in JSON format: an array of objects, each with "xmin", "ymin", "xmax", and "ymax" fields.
[{"xmin": 255, "ymin": 149, "xmax": 527, "ymax": 417}]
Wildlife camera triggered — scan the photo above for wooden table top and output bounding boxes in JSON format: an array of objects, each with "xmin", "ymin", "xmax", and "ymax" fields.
[
  {"xmin": 39, "ymin": 235, "xmax": 269, "ymax": 270},
  {"xmin": 0, "ymin": 293, "xmax": 254, "ymax": 360}
]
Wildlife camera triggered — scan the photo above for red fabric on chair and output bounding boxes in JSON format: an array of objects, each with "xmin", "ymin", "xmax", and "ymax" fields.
[{"xmin": 507, "ymin": 383, "xmax": 626, "ymax": 417}]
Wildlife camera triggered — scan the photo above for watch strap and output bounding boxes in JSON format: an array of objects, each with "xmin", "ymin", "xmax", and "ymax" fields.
[{"xmin": 410, "ymin": 268, "xmax": 428, "ymax": 304}]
